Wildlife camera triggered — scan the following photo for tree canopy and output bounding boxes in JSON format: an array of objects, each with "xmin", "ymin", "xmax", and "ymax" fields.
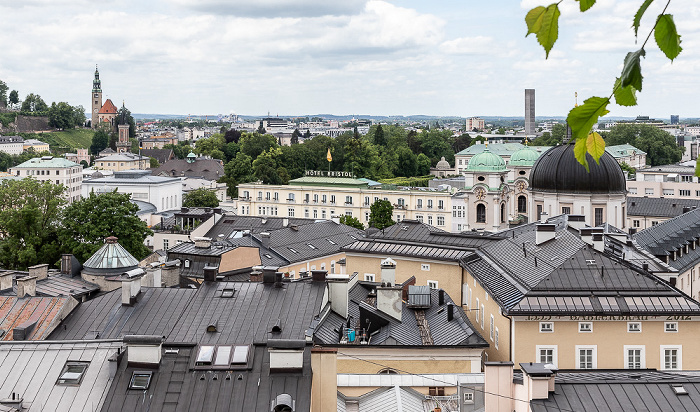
[
  {"xmin": 58, "ymin": 191, "xmax": 153, "ymax": 263},
  {"xmin": 0, "ymin": 179, "xmax": 65, "ymax": 270},
  {"xmin": 48, "ymin": 102, "xmax": 85, "ymax": 129},
  {"xmin": 369, "ymin": 199, "xmax": 395, "ymax": 230},
  {"xmin": 339, "ymin": 215, "xmax": 364, "ymax": 230},
  {"xmin": 20, "ymin": 93, "xmax": 48, "ymax": 114},
  {"xmin": 90, "ymin": 129, "xmax": 110, "ymax": 155},
  {"xmin": 603, "ymin": 124, "xmax": 683, "ymax": 166},
  {"xmin": 183, "ymin": 188, "xmax": 220, "ymax": 208}
]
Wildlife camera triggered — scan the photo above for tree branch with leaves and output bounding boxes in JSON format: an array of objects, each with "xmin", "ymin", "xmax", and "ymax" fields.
[{"xmin": 525, "ymin": 0, "xmax": 682, "ymax": 170}]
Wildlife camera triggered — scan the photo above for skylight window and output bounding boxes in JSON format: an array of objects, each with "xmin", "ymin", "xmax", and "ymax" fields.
[
  {"xmin": 231, "ymin": 345, "xmax": 250, "ymax": 365},
  {"xmin": 129, "ymin": 371, "xmax": 153, "ymax": 390},
  {"xmin": 307, "ymin": 244, "xmax": 317, "ymax": 250},
  {"xmin": 221, "ymin": 287, "xmax": 235, "ymax": 298},
  {"xmin": 196, "ymin": 345, "xmax": 215, "ymax": 365},
  {"xmin": 289, "ymin": 248, "xmax": 298, "ymax": 254},
  {"xmin": 214, "ymin": 346, "xmax": 232, "ymax": 366},
  {"xmin": 327, "ymin": 239, "xmax": 337, "ymax": 245},
  {"xmin": 57, "ymin": 361, "xmax": 89, "ymax": 385}
]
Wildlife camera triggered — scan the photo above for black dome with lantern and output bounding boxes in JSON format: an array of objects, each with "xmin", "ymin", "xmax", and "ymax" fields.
[{"xmin": 529, "ymin": 144, "xmax": 626, "ymax": 194}]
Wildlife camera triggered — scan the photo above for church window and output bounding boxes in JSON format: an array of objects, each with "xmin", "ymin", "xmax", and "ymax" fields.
[
  {"xmin": 476, "ymin": 204, "xmax": 486, "ymax": 223},
  {"xmin": 517, "ymin": 195, "xmax": 527, "ymax": 213}
]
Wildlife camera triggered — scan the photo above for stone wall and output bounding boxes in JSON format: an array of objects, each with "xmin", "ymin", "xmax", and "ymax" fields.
[{"xmin": 15, "ymin": 115, "xmax": 50, "ymax": 132}]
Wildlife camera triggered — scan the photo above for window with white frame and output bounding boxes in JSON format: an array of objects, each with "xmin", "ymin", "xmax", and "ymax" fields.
[
  {"xmin": 330, "ymin": 261, "xmax": 335, "ymax": 274},
  {"xmin": 364, "ymin": 273, "xmax": 375, "ymax": 282},
  {"xmin": 628, "ymin": 187, "xmax": 638, "ymax": 194},
  {"xmin": 162, "ymin": 239, "xmax": 169, "ymax": 250},
  {"xmin": 481, "ymin": 304, "xmax": 485, "ymax": 326},
  {"xmin": 663, "ymin": 189, "xmax": 674, "ymax": 196},
  {"xmin": 661, "ymin": 346, "xmax": 682, "ymax": 370},
  {"xmin": 288, "ymin": 208, "xmax": 295, "ymax": 217},
  {"xmin": 628, "ymin": 322, "xmax": 641, "ymax": 332},
  {"xmin": 579, "ymin": 322, "xmax": 593, "ymax": 333},
  {"xmin": 421, "ymin": 264, "xmax": 430, "ymax": 271},
  {"xmin": 576, "ymin": 346, "xmax": 597, "ymax": 369},
  {"xmin": 428, "ymin": 215, "xmax": 433, "ymax": 225},
  {"xmin": 304, "ymin": 209, "xmax": 309, "ymax": 218},
  {"xmin": 624, "ymin": 346, "xmax": 645, "ymax": 369},
  {"xmin": 540, "ymin": 322, "xmax": 554, "ymax": 333},
  {"xmin": 475, "ymin": 298, "xmax": 480, "ymax": 324},
  {"xmin": 490, "ymin": 315, "xmax": 494, "ymax": 340},
  {"xmin": 463, "ymin": 392, "xmax": 474, "ymax": 404},
  {"xmin": 437, "ymin": 216, "xmax": 445, "ymax": 226},
  {"xmin": 645, "ymin": 188, "xmax": 654, "ymax": 195},
  {"xmin": 537, "ymin": 346, "xmax": 557, "ymax": 366},
  {"xmin": 427, "ymin": 280, "xmax": 439, "ymax": 290},
  {"xmin": 495, "ymin": 327, "xmax": 499, "ymax": 349},
  {"xmin": 665, "ymin": 322, "xmax": 678, "ymax": 332}
]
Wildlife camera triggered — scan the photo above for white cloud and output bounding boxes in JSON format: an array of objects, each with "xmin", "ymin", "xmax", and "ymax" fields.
[
  {"xmin": 439, "ymin": 36, "xmax": 494, "ymax": 55},
  {"xmin": 169, "ymin": 0, "xmax": 368, "ymax": 18}
]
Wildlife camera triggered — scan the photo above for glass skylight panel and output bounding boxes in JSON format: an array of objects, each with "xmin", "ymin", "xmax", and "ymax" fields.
[
  {"xmin": 231, "ymin": 345, "xmax": 250, "ymax": 365},
  {"xmin": 214, "ymin": 346, "xmax": 232, "ymax": 365},
  {"xmin": 196, "ymin": 345, "xmax": 215, "ymax": 365},
  {"xmin": 57, "ymin": 362, "xmax": 89, "ymax": 385},
  {"xmin": 129, "ymin": 372, "xmax": 152, "ymax": 390}
]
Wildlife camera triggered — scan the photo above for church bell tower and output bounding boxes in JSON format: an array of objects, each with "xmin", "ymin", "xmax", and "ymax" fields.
[{"xmin": 91, "ymin": 65, "xmax": 102, "ymax": 128}]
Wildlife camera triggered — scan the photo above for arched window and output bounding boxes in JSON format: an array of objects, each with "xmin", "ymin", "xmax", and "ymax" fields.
[
  {"xmin": 500, "ymin": 203, "xmax": 506, "ymax": 223},
  {"xmin": 476, "ymin": 204, "xmax": 486, "ymax": 223},
  {"xmin": 378, "ymin": 368, "xmax": 399, "ymax": 374},
  {"xmin": 518, "ymin": 195, "xmax": 527, "ymax": 213}
]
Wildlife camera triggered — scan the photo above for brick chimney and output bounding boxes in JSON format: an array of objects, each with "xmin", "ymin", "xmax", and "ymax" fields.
[
  {"xmin": 16, "ymin": 276, "xmax": 37, "ymax": 298},
  {"xmin": 160, "ymin": 260, "xmax": 180, "ymax": 287},
  {"xmin": 194, "ymin": 237, "xmax": 212, "ymax": 249},
  {"xmin": 28, "ymin": 264, "xmax": 48, "ymax": 281}
]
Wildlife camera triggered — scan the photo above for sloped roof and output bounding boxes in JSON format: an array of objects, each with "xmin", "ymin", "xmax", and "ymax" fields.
[
  {"xmin": 634, "ymin": 208, "xmax": 700, "ymax": 273},
  {"xmin": 150, "ymin": 157, "xmax": 224, "ymax": 181},
  {"xmin": 12, "ymin": 156, "xmax": 79, "ymax": 169},
  {"xmin": 0, "ymin": 271, "xmax": 98, "ymax": 298},
  {"xmin": 605, "ymin": 143, "xmax": 647, "ymax": 157},
  {"xmin": 99, "ymin": 98, "xmax": 118, "ymax": 114},
  {"xmin": 140, "ymin": 148, "xmax": 174, "ymax": 164},
  {"xmin": 314, "ymin": 281, "xmax": 487, "ymax": 347},
  {"xmin": 0, "ymin": 296, "xmax": 74, "ymax": 340},
  {"xmin": 628, "ymin": 196, "xmax": 700, "ymax": 218},
  {"xmin": 0, "ymin": 341, "xmax": 121, "ymax": 412},
  {"xmin": 204, "ymin": 216, "xmax": 316, "ymax": 239},
  {"xmin": 82, "ymin": 237, "xmax": 139, "ymax": 275}
]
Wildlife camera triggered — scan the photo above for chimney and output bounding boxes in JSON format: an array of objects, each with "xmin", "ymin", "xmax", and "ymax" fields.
[
  {"xmin": 331, "ymin": 215, "xmax": 340, "ymax": 224},
  {"xmin": 161, "ymin": 260, "xmax": 180, "ymax": 287},
  {"xmin": 311, "ymin": 348, "xmax": 338, "ymax": 412},
  {"xmin": 376, "ymin": 284, "xmax": 403, "ymax": 321},
  {"xmin": 213, "ymin": 207, "xmax": 222, "ymax": 215},
  {"xmin": 642, "ymin": 262, "xmax": 649, "ymax": 272},
  {"xmin": 567, "ymin": 215, "xmax": 586, "ymax": 230},
  {"xmin": 520, "ymin": 362, "xmax": 558, "ymax": 401},
  {"xmin": 122, "ymin": 269, "xmax": 144, "ymax": 305},
  {"xmin": 262, "ymin": 267, "xmax": 277, "ymax": 284},
  {"xmin": 181, "ymin": 207, "xmax": 189, "ymax": 213},
  {"xmin": 484, "ymin": 362, "xmax": 514, "ymax": 412},
  {"xmin": 327, "ymin": 274, "xmax": 350, "ymax": 319},
  {"xmin": 311, "ymin": 270, "xmax": 327, "ymax": 282},
  {"xmin": 250, "ymin": 266, "xmax": 263, "ymax": 282},
  {"xmin": 535, "ymin": 224, "xmax": 556, "ymax": 245},
  {"xmin": 283, "ymin": 218, "xmax": 289, "ymax": 227},
  {"xmin": 194, "ymin": 237, "xmax": 212, "ymax": 249},
  {"xmin": 123, "ymin": 335, "xmax": 163, "ymax": 366},
  {"xmin": 592, "ymin": 233, "xmax": 604, "ymax": 252},
  {"xmin": 203, "ymin": 265, "xmax": 218, "ymax": 282},
  {"xmin": 260, "ymin": 232, "xmax": 271, "ymax": 249},
  {"xmin": 438, "ymin": 289, "xmax": 445, "ymax": 305},
  {"xmin": 628, "ymin": 228, "xmax": 637, "ymax": 235},
  {"xmin": 447, "ymin": 303, "xmax": 454, "ymax": 321},
  {"xmin": 16, "ymin": 276, "xmax": 37, "ymax": 298},
  {"xmin": 580, "ymin": 227, "xmax": 603, "ymax": 246},
  {"xmin": 27, "ymin": 264, "xmax": 48, "ymax": 281},
  {"xmin": 337, "ymin": 258, "xmax": 346, "ymax": 275},
  {"xmin": 0, "ymin": 393, "xmax": 23, "ymax": 411},
  {"xmin": 380, "ymin": 257, "xmax": 396, "ymax": 285},
  {"xmin": 0, "ymin": 272, "xmax": 13, "ymax": 291},
  {"xmin": 275, "ymin": 271, "xmax": 284, "ymax": 287},
  {"xmin": 539, "ymin": 211, "xmax": 548, "ymax": 224}
]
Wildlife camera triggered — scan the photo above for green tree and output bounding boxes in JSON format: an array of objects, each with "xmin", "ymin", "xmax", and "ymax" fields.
[
  {"xmin": 73, "ymin": 105, "xmax": 86, "ymax": 127},
  {"xmin": 8, "ymin": 90, "xmax": 19, "ymax": 108},
  {"xmin": 222, "ymin": 152, "xmax": 254, "ymax": 197},
  {"xmin": 452, "ymin": 133, "xmax": 472, "ymax": 153},
  {"xmin": 531, "ymin": 123, "xmax": 566, "ymax": 146},
  {"xmin": 619, "ymin": 161, "xmax": 636, "ymax": 178},
  {"xmin": 194, "ymin": 134, "xmax": 226, "ymax": 159},
  {"xmin": 416, "ymin": 153, "xmax": 431, "ymax": 175},
  {"xmin": 0, "ymin": 80, "xmax": 7, "ymax": 106},
  {"xmin": 339, "ymin": 215, "xmax": 364, "ymax": 230},
  {"xmin": 369, "ymin": 199, "xmax": 395, "ymax": 230},
  {"xmin": 696, "ymin": 158, "xmax": 700, "ymax": 178},
  {"xmin": 149, "ymin": 157, "xmax": 160, "ymax": 168},
  {"xmin": 183, "ymin": 188, "xmax": 220, "ymax": 208},
  {"xmin": 419, "ymin": 129, "xmax": 454, "ymax": 165},
  {"xmin": 21, "ymin": 93, "xmax": 48, "ymax": 114},
  {"xmin": 240, "ymin": 132, "xmax": 278, "ymax": 159},
  {"xmin": 224, "ymin": 129, "xmax": 241, "ymax": 144},
  {"xmin": 395, "ymin": 146, "xmax": 418, "ymax": 177},
  {"xmin": 291, "ymin": 128, "xmax": 301, "ymax": 145},
  {"xmin": 48, "ymin": 102, "xmax": 76, "ymax": 129},
  {"xmin": 252, "ymin": 148, "xmax": 284, "ymax": 184},
  {"xmin": 603, "ymin": 124, "xmax": 682, "ymax": 166},
  {"xmin": 0, "ymin": 179, "xmax": 65, "ymax": 269},
  {"xmin": 373, "ymin": 124, "xmax": 386, "ymax": 146},
  {"xmin": 90, "ymin": 129, "xmax": 109, "ymax": 155},
  {"xmin": 59, "ymin": 191, "xmax": 153, "ymax": 262}
]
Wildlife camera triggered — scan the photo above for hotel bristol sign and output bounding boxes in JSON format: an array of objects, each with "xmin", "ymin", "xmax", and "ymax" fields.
[{"xmin": 305, "ymin": 170, "xmax": 355, "ymax": 178}]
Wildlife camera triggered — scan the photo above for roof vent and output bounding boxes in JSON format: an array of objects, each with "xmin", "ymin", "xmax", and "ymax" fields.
[
  {"xmin": 586, "ymin": 259, "xmax": 596, "ymax": 266},
  {"xmin": 401, "ymin": 226, "xmax": 409, "ymax": 231},
  {"xmin": 672, "ymin": 385, "xmax": 688, "ymax": 395}
]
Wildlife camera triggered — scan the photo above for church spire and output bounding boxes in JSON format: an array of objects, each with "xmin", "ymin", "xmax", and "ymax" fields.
[{"xmin": 93, "ymin": 65, "xmax": 101, "ymax": 92}]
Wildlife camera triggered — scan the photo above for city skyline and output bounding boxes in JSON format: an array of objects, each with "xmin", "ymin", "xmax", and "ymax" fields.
[{"xmin": 1, "ymin": 0, "xmax": 698, "ymax": 118}]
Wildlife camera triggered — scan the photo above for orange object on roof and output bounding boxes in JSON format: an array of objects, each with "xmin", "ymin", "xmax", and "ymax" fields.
[{"xmin": 99, "ymin": 98, "xmax": 118, "ymax": 114}]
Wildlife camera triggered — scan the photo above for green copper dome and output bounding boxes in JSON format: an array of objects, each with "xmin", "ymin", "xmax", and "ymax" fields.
[
  {"xmin": 466, "ymin": 148, "xmax": 507, "ymax": 172},
  {"xmin": 509, "ymin": 146, "xmax": 541, "ymax": 166}
]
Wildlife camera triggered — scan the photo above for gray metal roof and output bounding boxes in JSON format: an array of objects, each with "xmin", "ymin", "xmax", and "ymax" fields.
[
  {"xmin": 49, "ymin": 288, "xmax": 198, "ymax": 340},
  {"xmin": 530, "ymin": 370, "xmax": 700, "ymax": 412},
  {"xmin": 628, "ymin": 197, "xmax": 700, "ymax": 218},
  {"xmin": 204, "ymin": 216, "xmax": 317, "ymax": 239},
  {"xmin": 314, "ymin": 282, "xmax": 487, "ymax": 347},
  {"xmin": 0, "ymin": 340, "xmax": 121, "ymax": 412},
  {"xmin": 101, "ymin": 345, "xmax": 312, "ymax": 412},
  {"xmin": 634, "ymin": 208, "xmax": 700, "ymax": 273},
  {"xmin": 0, "ymin": 271, "xmax": 99, "ymax": 298},
  {"xmin": 151, "ymin": 157, "xmax": 224, "ymax": 181}
]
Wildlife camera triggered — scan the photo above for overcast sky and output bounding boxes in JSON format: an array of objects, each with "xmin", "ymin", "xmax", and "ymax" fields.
[{"xmin": 1, "ymin": 0, "xmax": 698, "ymax": 118}]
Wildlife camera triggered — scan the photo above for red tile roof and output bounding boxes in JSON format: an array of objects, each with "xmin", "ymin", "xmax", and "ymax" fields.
[{"xmin": 99, "ymin": 99, "xmax": 118, "ymax": 114}]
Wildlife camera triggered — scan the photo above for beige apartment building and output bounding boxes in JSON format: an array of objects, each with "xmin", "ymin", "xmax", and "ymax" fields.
[
  {"xmin": 94, "ymin": 152, "xmax": 149, "ymax": 171},
  {"xmin": 8, "ymin": 156, "xmax": 83, "ymax": 203},
  {"xmin": 237, "ymin": 173, "xmax": 454, "ymax": 229}
]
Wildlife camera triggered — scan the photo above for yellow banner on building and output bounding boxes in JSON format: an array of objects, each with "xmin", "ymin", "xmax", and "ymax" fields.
[{"xmin": 327, "ymin": 148, "xmax": 332, "ymax": 162}]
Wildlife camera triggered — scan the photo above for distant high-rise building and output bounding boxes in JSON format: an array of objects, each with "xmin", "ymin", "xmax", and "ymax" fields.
[
  {"xmin": 671, "ymin": 115, "xmax": 679, "ymax": 125},
  {"xmin": 525, "ymin": 89, "xmax": 535, "ymax": 135},
  {"xmin": 465, "ymin": 117, "xmax": 485, "ymax": 131}
]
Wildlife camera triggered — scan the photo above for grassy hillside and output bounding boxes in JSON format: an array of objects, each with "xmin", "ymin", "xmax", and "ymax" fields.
[{"xmin": 30, "ymin": 128, "xmax": 94, "ymax": 152}]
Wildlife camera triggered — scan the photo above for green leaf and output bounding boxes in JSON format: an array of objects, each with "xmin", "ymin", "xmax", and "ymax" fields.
[
  {"xmin": 613, "ymin": 77, "xmax": 638, "ymax": 107},
  {"xmin": 620, "ymin": 49, "xmax": 645, "ymax": 91},
  {"xmin": 654, "ymin": 14, "xmax": 682, "ymax": 61},
  {"xmin": 566, "ymin": 96, "xmax": 610, "ymax": 141},
  {"xmin": 576, "ymin": 0, "xmax": 596, "ymax": 12},
  {"xmin": 537, "ymin": 4, "xmax": 560, "ymax": 58},
  {"xmin": 525, "ymin": 6, "xmax": 546, "ymax": 36},
  {"xmin": 586, "ymin": 132, "xmax": 606, "ymax": 164},
  {"xmin": 633, "ymin": 0, "xmax": 654, "ymax": 38},
  {"xmin": 574, "ymin": 136, "xmax": 590, "ymax": 172}
]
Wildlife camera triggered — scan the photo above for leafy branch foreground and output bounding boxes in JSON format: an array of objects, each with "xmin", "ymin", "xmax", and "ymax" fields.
[{"xmin": 526, "ymin": 0, "xmax": 682, "ymax": 171}]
